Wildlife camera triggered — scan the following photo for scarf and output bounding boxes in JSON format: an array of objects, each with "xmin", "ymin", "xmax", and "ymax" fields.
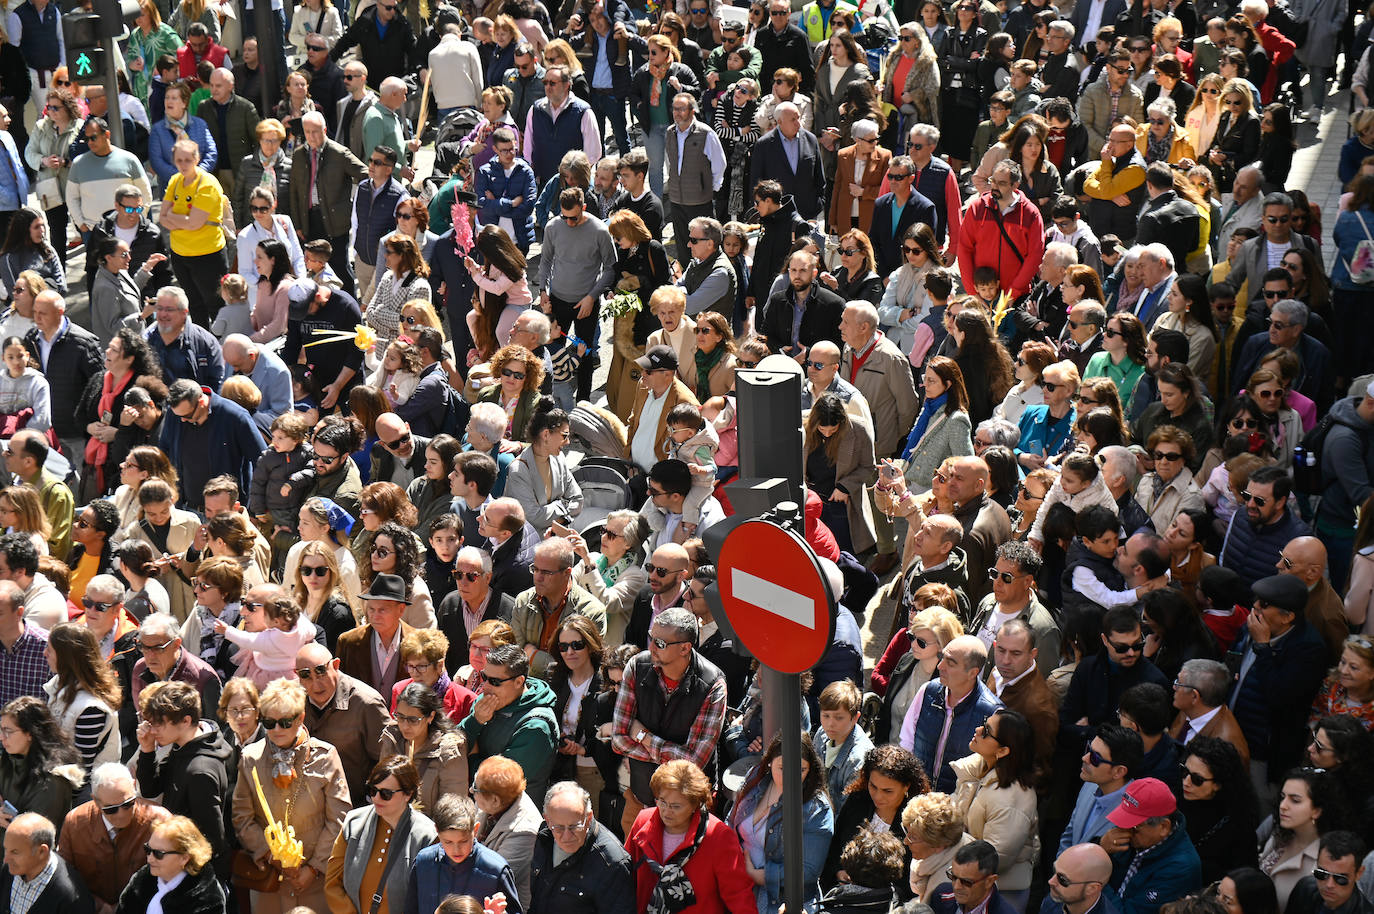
[
  {"xmin": 649, "ymin": 63, "xmax": 668, "ymax": 106},
  {"xmin": 902, "ymin": 392, "xmax": 947, "ymax": 459},
  {"xmin": 890, "ymin": 263, "xmax": 930, "ymax": 319},
  {"xmin": 646, "ymin": 810, "xmax": 710, "ymax": 914},
  {"xmin": 1146, "ymin": 129, "xmax": 1173, "ymax": 164},
  {"xmin": 84, "ymin": 370, "xmax": 132, "ymax": 492},
  {"xmin": 268, "ymin": 729, "xmax": 306, "ymax": 789},
  {"xmin": 597, "ymin": 553, "xmax": 634, "ymax": 586},
  {"xmin": 695, "ymin": 345, "xmax": 725, "ymax": 401}
]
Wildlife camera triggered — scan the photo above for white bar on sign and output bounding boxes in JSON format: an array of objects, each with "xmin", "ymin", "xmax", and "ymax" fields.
[{"xmin": 731, "ymin": 569, "xmax": 816, "ymax": 630}]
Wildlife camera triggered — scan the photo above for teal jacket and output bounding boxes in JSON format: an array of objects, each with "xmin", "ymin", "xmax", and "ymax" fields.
[{"xmin": 459, "ymin": 676, "xmax": 559, "ymax": 800}]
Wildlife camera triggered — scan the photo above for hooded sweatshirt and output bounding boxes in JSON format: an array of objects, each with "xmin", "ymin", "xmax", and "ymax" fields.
[
  {"xmin": 460, "ymin": 677, "xmax": 559, "ymax": 801},
  {"xmin": 134, "ymin": 721, "xmax": 236, "ymax": 876},
  {"xmin": 1319, "ymin": 396, "xmax": 1374, "ymax": 532}
]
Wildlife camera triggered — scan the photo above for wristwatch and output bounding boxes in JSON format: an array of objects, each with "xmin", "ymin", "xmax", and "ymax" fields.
[{"xmin": 634, "ymin": 728, "xmax": 647, "ymax": 742}]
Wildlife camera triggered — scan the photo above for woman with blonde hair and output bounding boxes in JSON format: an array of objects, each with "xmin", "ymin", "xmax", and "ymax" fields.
[
  {"xmin": 874, "ymin": 604, "xmax": 963, "ymax": 743},
  {"xmin": 169, "ymin": 0, "xmax": 218, "ymax": 40},
  {"xmin": 1206, "ymin": 78, "xmax": 1261, "ymax": 193},
  {"xmin": 0, "ymin": 485, "xmax": 50, "ymax": 556},
  {"xmin": 645, "ymin": 285, "xmax": 696, "ymax": 386},
  {"xmin": 126, "ymin": 0, "xmax": 181, "ymax": 104},
  {"xmin": 457, "ymin": 86, "xmax": 519, "ymax": 177},
  {"xmin": 231, "ymin": 679, "xmax": 350, "ymax": 914},
  {"xmin": 755, "ymin": 67, "xmax": 813, "ymax": 132},
  {"xmin": 283, "ymin": 497, "xmax": 358, "ymax": 606},
  {"xmin": 235, "ymin": 119, "xmax": 291, "ymax": 226},
  {"xmin": 159, "ymin": 138, "xmax": 230, "ymax": 325},
  {"xmin": 902, "ymin": 793, "xmax": 971, "ymax": 903},
  {"xmin": 543, "ymin": 38, "xmax": 590, "ymax": 100},
  {"xmin": 290, "ymin": 540, "xmax": 356, "ymax": 651},
  {"xmin": 606, "ymin": 209, "xmax": 671, "ymax": 418},
  {"xmin": 115, "ymin": 815, "xmax": 224, "ymax": 914},
  {"xmin": 880, "ymin": 21, "xmax": 940, "ymax": 135}
]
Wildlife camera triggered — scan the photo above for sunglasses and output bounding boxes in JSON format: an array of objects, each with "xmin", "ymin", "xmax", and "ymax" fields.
[
  {"xmin": 1315, "ymin": 869, "xmax": 1352, "ymax": 887},
  {"xmin": 1054, "ymin": 872, "xmax": 1097, "ymax": 887},
  {"xmin": 1265, "ymin": 215, "xmax": 1291, "ymax": 224},
  {"xmin": 945, "ymin": 868, "xmax": 987, "ymax": 888},
  {"xmin": 838, "ymin": 247, "xmax": 859, "ymax": 256},
  {"xmin": 903, "ymin": 244, "xmax": 922, "ymax": 255},
  {"xmin": 481, "ymin": 671, "xmax": 518, "ymax": 686},
  {"xmin": 805, "ymin": 360, "xmax": 833, "ymax": 371},
  {"xmin": 296, "ymin": 662, "xmax": 331, "ymax": 680},
  {"xmin": 250, "ymin": 204, "xmax": 271, "ymax": 213},
  {"xmin": 300, "ymin": 564, "xmax": 330, "ymax": 577},
  {"xmin": 1240, "ymin": 490, "xmax": 1267, "ymax": 507},
  {"xmin": 395, "ymin": 712, "xmax": 427, "ymax": 724},
  {"xmin": 121, "ymin": 205, "xmax": 144, "ymax": 214},
  {"xmin": 453, "ymin": 569, "xmax": 483, "ymax": 581},
  {"xmin": 1041, "ymin": 381, "xmax": 1063, "ymax": 392},
  {"xmin": 1231, "ymin": 417, "xmax": 1260, "ymax": 429},
  {"xmin": 1151, "ymin": 450, "xmax": 1184, "ymax": 462},
  {"xmin": 1016, "ymin": 484, "xmax": 1044, "ymax": 501},
  {"xmin": 558, "ymin": 639, "xmax": 588, "ymax": 652},
  {"xmin": 1262, "ymin": 289, "xmax": 1287, "ymax": 299},
  {"xmin": 1085, "ymin": 746, "xmax": 1114, "ymax": 767},
  {"xmin": 1267, "ymin": 318, "xmax": 1295, "ymax": 331},
  {"xmin": 651, "ymin": 636, "xmax": 691, "ymax": 650},
  {"xmin": 644, "ymin": 563, "xmax": 678, "ymax": 577},
  {"xmin": 988, "ymin": 568, "xmax": 1019, "ymax": 584},
  {"xmin": 501, "ymin": 367, "xmax": 527, "ymax": 380},
  {"xmin": 1107, "ymin": 638, "xmax": 1147, "ymax": 654},
  {"xmin": 1201, "ymin": 87, "xmax": 1221, "ymax": 94},
  {"xmin": 371, "ymin": 546, "xmax": 392, "ymax": 558},
  {"xmin": 1179, "ymin": 762, "xmax": 1215, "ymax": 787},
  {"xmin": 913, "ymin": 635, "xmax": 935, "ymax": 651},
  {"xmin": 144, "ymin": 844, "xmax": 179, "ymax": 860},
  {"xmin": 101, "ymin": 797, "xmax": 137, "ymax": 815},
  {"xmin": 366, "ymin": 784, "xmax": 407, "ymax": 800},
  {"xmin": 82, "ymin": 597, "xmax": 115, "ymax": 613},
  {"xmin": 261, "ymin": 715, "xmax": 299, "ymax": 730}
]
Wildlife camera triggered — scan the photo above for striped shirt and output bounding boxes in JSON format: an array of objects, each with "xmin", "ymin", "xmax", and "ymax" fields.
[{"xmin": 9, "ymin": 855, "xmax": 56, "ymax": 914}]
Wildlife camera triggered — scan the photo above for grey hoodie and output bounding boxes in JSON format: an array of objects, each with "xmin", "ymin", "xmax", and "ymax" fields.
[{"xmin": 1319, "ymin": 396, "xmax": 1374, "ymax": 528}]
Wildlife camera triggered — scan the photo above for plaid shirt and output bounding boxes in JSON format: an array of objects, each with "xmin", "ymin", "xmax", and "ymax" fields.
[
  {"xmin": 0, "ymin": 622, "xmax": 49, "ymax": 707},
  {"xmin": 9, "ymin": 855, "xmax": 56, "ymax": 914},
  {"xmin": 610, "ymin": 654, "xmax": 727, "ymax": 770}
]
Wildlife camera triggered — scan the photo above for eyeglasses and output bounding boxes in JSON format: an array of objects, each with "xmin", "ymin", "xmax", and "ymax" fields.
[
  {"xmin": 101, "ymin": 797, "xmax": 137, "ymax": 815},
  {"xmin": 261, "ymin": 715, "xmax": 299, "ymax": 730},
  {"xmin": 1315, "ymin": 869, "xmax": 1353, "ymax": 887},
  {"xmin": 406, "ymin": 660, "xmax": 435, "ymax": 674},
  {"xmin": 1151, "ymin": 450, "xmax": 1184, "ymax": 462},
  {"xmin": 296, "ymin": 662, "xmax": 332, "ymax": 680},
  {"xmin": 480, "ymin": 671, "xmax": 518, "ymax": 686},
  {"xmin": 945, "ymin": 868, "xmax": 988, "ymax": 888},
  {"xmin": 144, "ymin": 844, "xmax": 180, "ymax": 860},
  {"xmin": 1107, "ymin": 637, "xmax": 1147, "ymax": 654},
  {"xmin": 1265, "ymin": 215, "xmax": 1291, "ymax": 224},
  {"xmin": 987, "ymin": 568, "xmax": 1019, "ymax": 584},
  {"xmin": 1240, "ymin": 490, "xmax": 1267, "ymax": 507},
  {"xmin": 550, "ymin": 821, "xmax": 589, "ymax": 836},
  {"xmin": 366, "ymin": 784, "xmax": 407, "ymax": 801},
  {"xmin": 225, "ymin": 706, "xmax": 256, "ymax": 718},
  {"xmin": 558, "ymin": 639, "xmax": 588, "ymax": 652},
  {"xmin": 1179, "ymin": 762, "xmax": 1215, "ymax": 787},
  {"xmin": 975, "ymin": 723, "xmax": 999, "ymax": 742},
  {"xmin": 82, "ymin": 597, "xmax": 115, "ymax": 613},
  {"xmin": 395, "ymin": 711, "xmax": 427, "ymax": 724},
  {"xmin": 529, "ymin": 564, "xmax": 565, "ymax": 577},
  {"xmin": 651, "ymin": 636, "xmax": 691, "ymax": 650},
  {"xmin": 501, "ymin": 367, "xmax": 526, "ymax": 380}
]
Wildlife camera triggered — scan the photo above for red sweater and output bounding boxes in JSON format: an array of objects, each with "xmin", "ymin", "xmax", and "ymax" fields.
[
  {"xmin": 627, "ymin": 808, "xmax": 756, "ymax": 914},
  {"xmin": 957, "ymin": 189, "xmax": 1046, "ymax": 298}
]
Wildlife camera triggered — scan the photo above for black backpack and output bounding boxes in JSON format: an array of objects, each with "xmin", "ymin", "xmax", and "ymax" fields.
[{"xmin": 1293, "ymin": 413, "xmax": 1365, "ymax": 495}]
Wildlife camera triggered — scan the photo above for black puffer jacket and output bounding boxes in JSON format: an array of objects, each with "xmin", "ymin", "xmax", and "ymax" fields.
[
  {"xmin": 24, "ymin": 320, "xmax": 101, "ymax": 441},
  {"xmin": 116, "ymin": 861, "xmax": 226, "ymax": 914},
  {"xmin": 749, "ymin": 194, "xmax": 811, "ymax": 305}
]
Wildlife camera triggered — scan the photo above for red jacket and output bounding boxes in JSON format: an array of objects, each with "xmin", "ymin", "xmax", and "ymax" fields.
[
  {"xmin": 177, "ymin": 42, "xmax": 229, "ymax": 80},
  {"xmin": 1255, "ymin": 22, "xmax": 1295, "ymax": 102},
  {"xmin": 957, "ymin": 189, "xmax": 1045, "ymax": 298},
  {"xmin": 627, "ymin": 808, "xmax": 756, "ymax": 914}
]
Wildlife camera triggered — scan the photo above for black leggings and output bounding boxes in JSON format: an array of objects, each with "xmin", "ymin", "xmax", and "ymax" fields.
[{"xmin": 170, "ymin": 247, "xmax": 229, "ymax": 327}]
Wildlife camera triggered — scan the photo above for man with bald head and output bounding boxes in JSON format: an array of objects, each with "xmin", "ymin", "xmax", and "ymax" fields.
[
  {"xmin": 1083, "ymin": 120, "xmax": 1147, "ymax": 246},
  {"xmin": 899, "ymin": 513, "xmax": 971, "ymax": 618},
  {"xmin": 1217, "ymin": 165, "xmax": 1264, "ymax": 240},
  {"xmin": 750, "ymin": 100, "xmax": 826, "ymax": 220},
  {"xmin": 2, "ymin": 813, "xmax": 93, "ymax": 914},
  {"xmin": 1044, "ymin": 844, "xmax": 1118, "ymax": 914},
  {"xmin": 362, "ymin": 78, "xmax": 420, "ymax": 181},
  {"xmin": 482, "ymin": 497, "xmax": 537, "ymax": 603},
  {"xmin": 368, "ymin": 413, "xmax": 429, "ymax": 488},
  {"xmin": 945, "ymin": 457, "xmax": 1013, "ymax": 606},
  {"xmin": 221, "ymin": 334, "xmax": 291, "ymax": 433},
  {"xmin": 296, "ymin": 641, "xmax": 391, "ymax": 805},
  {"xmin": 1278, "ymin": 536, "xmax": 1349, "ymax": 663},
  {"xmin": 901, "ymin": 634, "xmax": 1002, "ymax": 791},
  {"xmin": 626, "ymin": 543, "xmax": 690, "ymax": 648},
  {"xmin": 802, "ymin": 339, "xmax": 873, "ymax": 430},
  {"xmin": 289, "ymin": 110, "xmax": 367, "ymax": 296},
  {"xmin": 197, "ymin": 67, "xmax": 259, "ymax": 196}
]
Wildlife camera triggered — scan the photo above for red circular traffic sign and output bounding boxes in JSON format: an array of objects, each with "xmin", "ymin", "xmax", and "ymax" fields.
[{"xmin": 716, "ymin": 520, "xmax": 835, "ymax": 674}]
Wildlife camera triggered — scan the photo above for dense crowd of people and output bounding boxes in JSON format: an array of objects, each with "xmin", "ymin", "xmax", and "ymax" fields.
[{"xmin": 0, "ymin": 0, "xmax": 1373, "ymax": 913}]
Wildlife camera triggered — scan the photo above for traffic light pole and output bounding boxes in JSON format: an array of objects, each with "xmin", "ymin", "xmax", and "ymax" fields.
[{"xmin": 103, "ymin": 36, "xmax": 122, "ymax": 147}]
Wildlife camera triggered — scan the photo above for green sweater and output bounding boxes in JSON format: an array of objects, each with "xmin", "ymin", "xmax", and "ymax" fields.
[{"xmin": 459, "ymin": 677, "xmax": 559, "ymax": 800}]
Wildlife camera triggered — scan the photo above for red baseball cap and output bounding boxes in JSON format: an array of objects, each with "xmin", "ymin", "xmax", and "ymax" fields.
[{"xmin": 1106, "ymin": 778, "xmax": 1177, "ymax": 828}]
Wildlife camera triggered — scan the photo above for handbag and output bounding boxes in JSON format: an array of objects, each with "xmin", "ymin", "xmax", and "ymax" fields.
[
  {"xmin": 231, "ymin": 850, "xmax": 280, "ymax": 893},
  {"xmin": 35, "ymin": 176, "xmax": 60, "ymax": 210},
  {"xmin": 1343, "ymin": 211, "xmax": 1374, "ymax": 285}
]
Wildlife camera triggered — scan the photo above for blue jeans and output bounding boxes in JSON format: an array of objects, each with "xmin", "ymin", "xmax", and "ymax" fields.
[
  {"xmin": 645, "ymin": 123, "xmax": 668, "ymax": 199},
  {"xmin": 589, "ymin": 91, "xmax": 629, "ymax": 156}
]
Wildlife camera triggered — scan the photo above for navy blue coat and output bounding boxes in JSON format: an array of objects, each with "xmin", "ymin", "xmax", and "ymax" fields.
[
  {"xmin": 353, "ymin": 176, "xmax": 405, "ymax": 264},
  {"xmin": 931, "ymin": 885, "xmax": 1020, "ymax": 914},
  {"xmin": 405, "ymin": 842, "xmax": 523, "ymax": 914},
  {"xmin": 1228, "ymin": 615, "xmax": 1328, "ymax": 778},
  {"xmin": 870, "ymin": 190, "xmax": 937, "ymax": 279},
  {"xmin": 1058, "ymin": 652, "xmax": 1169, "ymax": 746},
  {"xmin": 158, "ymin": 391, "xmax": 264, "ymax": 510},
  {"xmin": 750, "ymin": 127, "xmax": 828, "ymax": 222},
  {"xmin": 475, "ymin": 157, "xmax": 538, "ymax": 251},
  {"xmin": 1218, "ymin": 507, "xmax": 1312, "ymax": 589},
  {"xmin": 1108, "ymin": 815, "xmax": 1203, "ymax": 914}
]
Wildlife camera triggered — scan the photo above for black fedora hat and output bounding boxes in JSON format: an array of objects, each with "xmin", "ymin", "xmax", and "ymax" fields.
[{"xmin": 358, "ymin": 573, "xmax": 412, "ymax": 604}]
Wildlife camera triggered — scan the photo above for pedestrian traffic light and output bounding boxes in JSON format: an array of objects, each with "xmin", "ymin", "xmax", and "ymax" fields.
[{"xmin": 60, "ymin": 0, "xmax": 108, "ymax": 85}]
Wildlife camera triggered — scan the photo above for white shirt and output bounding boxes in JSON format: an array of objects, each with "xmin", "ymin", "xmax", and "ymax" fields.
[
  {"xmin": 373, "ymin": 625, "xmax": 403, "ymax": 678},
  {"xmin": 429, "ymin": 35, "xmax": 484, "ymax": 110},
  {"xmin": 673, "ymin": 121, "xmax": 727, "ymax": 190},
  {"xmin": 990, "ymin": 664, "xmax": 1035, "ymax": 697},
  {"xmin": 1184, "ymin": 705, "xmax": 1221, "ymax": 743},
  {"xmin": 977, "ymin": 607, "xmax": 1021, "ymax": 648},
  {"xmin": 631, "ymin": 387, "xmax": 671, "ymax": 471}
]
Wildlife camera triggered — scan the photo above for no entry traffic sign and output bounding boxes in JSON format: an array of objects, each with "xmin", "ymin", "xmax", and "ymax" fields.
[{"xmin": 715, "ymin": 519, "xmax": 836, "ymax": 674}]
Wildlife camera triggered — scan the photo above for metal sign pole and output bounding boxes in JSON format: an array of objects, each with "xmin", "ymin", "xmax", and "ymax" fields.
[
  {"xmin": 103, "ymin": 36, "xmax": 122, "ymax": 147},
  {"xmin": 255, "ymin": 0, "xmax": 280, "ymax": 117}
]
